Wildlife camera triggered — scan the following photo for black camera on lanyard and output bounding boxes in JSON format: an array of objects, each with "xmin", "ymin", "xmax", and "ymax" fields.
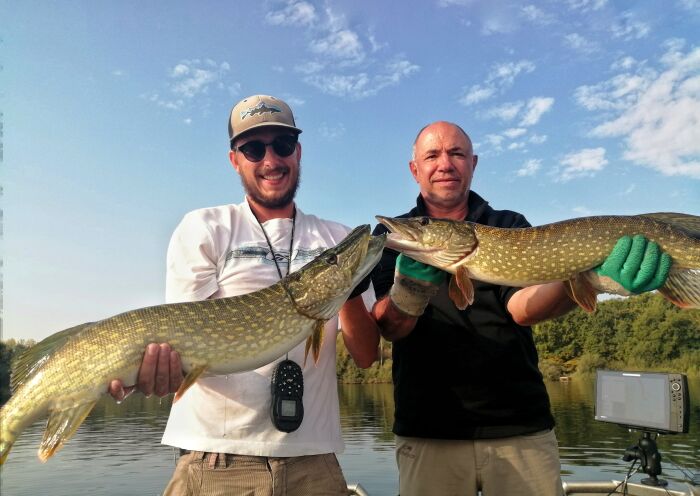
[{"xmin": 270, "ymin": 359, "xmax": 304, "ymax": 432}]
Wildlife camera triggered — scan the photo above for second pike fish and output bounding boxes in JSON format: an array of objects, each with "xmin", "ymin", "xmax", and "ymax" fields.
[
  {"xmin": 376, "ymin": 213, "xmax": 700, "ymax": 312},
  {"xmin": 0, "ymin": 225, "xmax": 385, "ymax": 465}
]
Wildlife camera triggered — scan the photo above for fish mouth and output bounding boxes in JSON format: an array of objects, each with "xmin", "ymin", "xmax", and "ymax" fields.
[
  {"xmin": 376, "ymin": 215, "xmax": 477, "ymax": 270},
  {"xmin": 295, "ymin": 225, "xmax": 385, "ymax": 320},
  {"xmin": 375, "ymin": 215, "xmax": 439, "ymax": 256},
  {"xmin": 353, "ymin": 232, "xmax": 386, "ymax": 284},
  {"xmin": 335, "ymin": 225, "xmax": 386, "ymax": 288}
]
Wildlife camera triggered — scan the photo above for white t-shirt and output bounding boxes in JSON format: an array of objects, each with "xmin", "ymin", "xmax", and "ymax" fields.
[{"xmin": 161, "ymin": 199, "xmax": 358, "ymax": 456}]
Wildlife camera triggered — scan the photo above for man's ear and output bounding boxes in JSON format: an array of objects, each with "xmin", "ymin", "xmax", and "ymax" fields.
[
  {"xmin": 409, "ymin": 160, "xmax": 419, "ymax": 182},
  {"xmin": 472, "ymin": 154, "xmax": 478, "ymax": 173},
  {"xmin": 229, "ymin": 150, "xmax": 241, "ymax": 173}
]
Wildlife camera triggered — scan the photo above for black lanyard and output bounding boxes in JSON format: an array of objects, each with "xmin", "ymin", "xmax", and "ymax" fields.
[{"xmin": 253, "ymin": 207, "xmax": 296, "ymax": 279}]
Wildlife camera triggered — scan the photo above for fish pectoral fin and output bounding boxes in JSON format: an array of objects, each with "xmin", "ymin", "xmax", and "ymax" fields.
[
  {"xmin": 565, "ymin": 274, "xmax": 598, "ymax": 312},
  {"xmin": 175, "ymin": 364, "xmax": 209, "ymax": 402},
  {"xmin": 303, "ymin": 321, "xmax": 325, "ymax": 367},
  {"xmin": 39, "ymin": 398, "xmax": 99, "ymax": 462},
  {"xmin": 448, "ymin": 266, "xmax": 474, "ymax": 310},
  {"xmin": 658, "ymin": 268, "xmax": 700, "ymax": 309}
]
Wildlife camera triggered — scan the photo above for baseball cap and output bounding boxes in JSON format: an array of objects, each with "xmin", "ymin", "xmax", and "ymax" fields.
[{"xmin": 228, "ymin": 95, "xmax": 302, "ymax": 142}]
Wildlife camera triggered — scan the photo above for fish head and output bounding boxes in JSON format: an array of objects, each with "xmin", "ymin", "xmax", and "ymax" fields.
[
  {"xmin": 286, "ymin": 225, "xmax": 386, "ymax": 320},
  {"xmin": 375, "ymin": 215, "xmax": 478, "ymax": 271}
]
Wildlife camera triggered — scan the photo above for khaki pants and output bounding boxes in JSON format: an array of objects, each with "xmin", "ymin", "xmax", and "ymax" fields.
[
  {"xmin": 162, "ymin": 451, "xmax": 350, "ymax": 496},
  {"xmin": 396, "ymin": 429, "xmax": 563, "ymax": 496}
]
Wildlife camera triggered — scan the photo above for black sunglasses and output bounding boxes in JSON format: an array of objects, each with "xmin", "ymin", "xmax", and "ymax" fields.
[{"xmin": 233, "ymin": 135, "xmax": 298, "ymax": 162}]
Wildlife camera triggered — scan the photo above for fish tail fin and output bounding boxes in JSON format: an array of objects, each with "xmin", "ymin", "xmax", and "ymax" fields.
[
  {"xmin": 39, "ymin": 399, "xmax": 98, "ymax": 462},
  {"xmin": 639, "ymin": 213, "xmax": 700, "ymax": 238},
  {"xmin": 303, "ymin": 321, "xmax": 325, "ymax": 367},
  {"xmin": 658, "ymin": 268, "xmax": 700, "ymax": 309}
]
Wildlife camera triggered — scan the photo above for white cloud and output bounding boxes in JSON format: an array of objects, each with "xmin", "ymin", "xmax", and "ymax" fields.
[
  {"xmin": 265, "ymin": 1, "xmax": 316, "ymax": 26},
  {"xmin": 437, "ymin": 0, "xmax": 475, "ymax": 5},
  {"xmin": 678, "ymin": 0, "xmax": 700, "ymax": 10},
  {"xmin": 296, "ymin": 61, "xmax": 326, "ymax": 74},
  {"xmin": 503, "ymin": 127, "xmax": 527, "ymax": 138},
  {"xmin": 517, "ymin": 158, "xmax": 542, "ymax": 176},
  {"xmin": 558, "ymin": 148, "xmax": 608, "ymax": 181},
  {"xmin": 284, "ymin": 96, "xmax": 306, "ymax": 107},
  {"xmin": 574, "ymin": 72, "xmax": 653, "ymax": 111},
  {"xmin": 481, "ymin": 13, "xmax": 517, "ymax": 35},
  {"xmin": 483, "ymin": 134, "xmax": 505, "ymax": 151},
  {"xmin": 529, "ymin": 133, "xmax": 548, "ymax": 144},
  {"xmin": 318, "ymin": 122, "xmax": 345, "ymax": 139},
  {"xmin": 267, "ymin": 4, "xmax": 418, "ymax": 99},
  {"xmin": 572, "ymin": 206, "xmax": 594, "ymax": 216},
  {"xmin": 459, "ymin": 60, "xmax": 535, "ymax": 106},
  {"xmin": 582, "ymin": 43, "xmax": 700, "ymax": 178},
  {"xmin": 309, "ymin": 29, "xmax": 365, "ymax": 64},
  {"xmin": 520, "ymin": 97, "xmax": 554, "ymax": 126},
  {"xmin": 170, "ymin": 59, "xmax": 230, "ymax": 99},
  {"xmin": 620, "ymin": 184, "xmax": 636, "ymax": 195},
  {"xmin": 611, "ymin": 56, "xmax": 638, "ymax": 71},
  {"xmin": 566, "ymin": 0, "xmax": 607, "ymax": 11},
  {"xmin": 520, "ymin": 5, "xmax": 555, "ymax": 25},
  {"xmin": 488, "ymin": 60, "xmax": 535, "ymax": 86},
  {"xmin": 564, "ymin": 33, "xmax": 599, "ymax": 54},
  {"xmin": 305, "ymin": 57, "xmax": 418, "ymax": 99},
  {"xmin": 145, "ymin": 59, "xmax": 232, "ymax": 113},
  {"xmin": 611, "ymin": 12, "xmax": 650, "ymax": 41},
  {"xmin": 485, "ymin": 101, "xmax": 524, "ymax": 121},
  {"xmin": 460, "ymin": 85, "xmax": 496, "ymax": 106},
  {"xmin": 484, "ymin": 96, "xmax": 552, "ymax": 123}
]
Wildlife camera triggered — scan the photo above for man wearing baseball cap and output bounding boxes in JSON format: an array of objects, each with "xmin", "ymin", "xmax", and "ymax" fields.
[{"xmin": 109, "ymin": 95, "xmax": 379, "ymax": 495}]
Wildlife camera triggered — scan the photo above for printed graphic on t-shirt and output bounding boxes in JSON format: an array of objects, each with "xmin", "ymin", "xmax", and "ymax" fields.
[{"xmin": 224, "ymin": 245, "xmax": 326, "ymax": 268}]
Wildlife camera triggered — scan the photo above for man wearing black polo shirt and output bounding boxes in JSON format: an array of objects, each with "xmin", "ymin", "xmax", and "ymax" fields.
[{"xmin": 370, "ymin": 121, "xmax": 670, "ymax": 496}]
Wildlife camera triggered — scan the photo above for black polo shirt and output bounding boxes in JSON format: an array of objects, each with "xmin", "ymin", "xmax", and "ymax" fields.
[{"xmin": 371, "ymin": 191, "xmax": 555, "ymax": 439}]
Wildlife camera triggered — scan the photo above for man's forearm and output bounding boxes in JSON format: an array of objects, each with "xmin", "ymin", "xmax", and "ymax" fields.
[
  {"xmin": 372, "ymin": 296, "xmax": 419, "ymax": 342},
  {"xmin": 507, "ymin": 281, "xmax": 577, "ymax": 326},
  {"xmin": 339, "ymin": 296, "xmax": 381, "ymax": 368}
]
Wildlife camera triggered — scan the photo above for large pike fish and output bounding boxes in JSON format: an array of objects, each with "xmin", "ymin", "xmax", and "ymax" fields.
[
  {"xmin": 376, "ymin": 213, "xmax": 700, "ymax": 312},
  {"xmin": 0, "ymin": 225, "xmax": 385, "ymax": 465}
]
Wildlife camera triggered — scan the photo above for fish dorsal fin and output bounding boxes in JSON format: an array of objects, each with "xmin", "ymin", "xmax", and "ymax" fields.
[
  {"xmin": 658, "ymin": 268, "xmax": 700, "ymax": 309},
  {"xmin": 565, "ymin": 274, "xmax": 598, "ymax": 312},
  {"xmin": 39, "ymin": 398, "xmax": 99, "ymax": 462},
  {"xmin": 639, "ymin": 212, "xmax": 700, "ymax": 238},
  {"xmin": 448, "ymin": 265, "xmax": 474, "ymax": 311},
  {"xmin": 174, "ymin": 364, "xmax": 209, "ymax": 402},
  {"xmin": 303, "ymin": 320, "xmax": 325, "ymax": 366},
  {"xmin": 11, "ymin": 322, "xmax": 95, "ymax": 393}
]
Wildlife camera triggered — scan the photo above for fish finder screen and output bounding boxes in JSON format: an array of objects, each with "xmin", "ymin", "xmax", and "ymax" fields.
[{"xmin": 595, "ymin": 370, "xmax": 669, "ymax": 430}]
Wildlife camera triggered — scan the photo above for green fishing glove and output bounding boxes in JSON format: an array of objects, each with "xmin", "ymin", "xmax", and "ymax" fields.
[
  {"xmin": 389, "ymin": 254, "xmax": 447, "ymax": 317},
  {"xmin": 594, "ymin": 235, "xmax": 671, "ymax": 294}
]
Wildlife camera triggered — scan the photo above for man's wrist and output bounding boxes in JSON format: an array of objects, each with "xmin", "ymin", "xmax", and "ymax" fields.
[{"xmin": 389, "ymin": 273, "xmax": 440, "ymax": 317}]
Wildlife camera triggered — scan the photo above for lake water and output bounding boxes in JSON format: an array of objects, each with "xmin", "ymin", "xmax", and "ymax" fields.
[{"xmin": 1, "ymin": 378, "xmax": 698, "ymax": 495}]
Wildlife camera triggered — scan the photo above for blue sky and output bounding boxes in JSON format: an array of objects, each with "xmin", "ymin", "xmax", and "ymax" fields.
[{"xmin": 3, "ymin": 0, "xmax": 699, "ymax": 341}]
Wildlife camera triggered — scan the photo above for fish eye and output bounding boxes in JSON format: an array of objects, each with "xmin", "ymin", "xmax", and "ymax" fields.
[
  {"xmin": 420, "ymin": 217, "xmax": 430, "ymax": 226},
  {"xmin": 325, "ymin": 253, "xmax": 338, "ymax": 265}
]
